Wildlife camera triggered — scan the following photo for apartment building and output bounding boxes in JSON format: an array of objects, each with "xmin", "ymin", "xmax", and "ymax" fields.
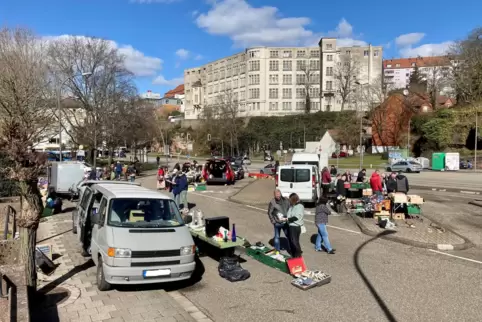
[
  {"xmin": 184, "ymin": 40, "xmax": 383, "ymax": 119},
  {"xmin": 383, "ymin": 56, "xmax": 454, "ymax": 96}
]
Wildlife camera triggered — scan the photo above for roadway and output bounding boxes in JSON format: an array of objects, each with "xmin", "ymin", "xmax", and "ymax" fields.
[{"xmin": 137, "ymin": 176, "xmax": 482, "ymax": 322}]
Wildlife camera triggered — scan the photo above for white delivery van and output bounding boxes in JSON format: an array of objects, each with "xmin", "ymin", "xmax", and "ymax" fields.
[
  {"xmin": 276, "ymin": 164, "xmax": 320, "ymax": 203},
  {"xmin": 75, "ymin": 182, "xmax": 196, "ymax": 291},
  {"xmin": 291, "ymin": 152, "xmax": 328, "ymax": 170}
]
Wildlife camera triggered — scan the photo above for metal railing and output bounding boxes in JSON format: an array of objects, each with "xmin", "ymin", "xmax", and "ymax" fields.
[{"xmin": 2, "ymin": 205, "xmax": 16, "ymax": 240}]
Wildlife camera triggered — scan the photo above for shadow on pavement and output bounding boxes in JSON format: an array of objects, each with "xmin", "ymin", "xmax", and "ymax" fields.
[
  {"xmin": 353, "ymin": 230, "xmax": 398, "ymax": 322},
  {"xmin": 38, "ymin": 260, "xmax": 95, "ymax": 295},
  {"xmin": 37, "ymin": 228, "xmax": 73, "ymax": 243},
  {"xmin": 268, "ymin": 237, "xmax": 291, "ymax": 251}
]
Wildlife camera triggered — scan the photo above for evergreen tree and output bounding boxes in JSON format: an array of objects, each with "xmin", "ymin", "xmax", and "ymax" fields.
[{"xmin": 408, "ymin": 66, "xmax": 428, "ymax": 93}]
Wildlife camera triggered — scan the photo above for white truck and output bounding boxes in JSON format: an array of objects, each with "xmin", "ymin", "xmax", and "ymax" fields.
[
  {"xmin": 291, "ymin": 152, "xmax": 328, "ymax": 170},
  {"xmin": 276, "ymin": 164, "xmax": 320, "ymax": 204}
]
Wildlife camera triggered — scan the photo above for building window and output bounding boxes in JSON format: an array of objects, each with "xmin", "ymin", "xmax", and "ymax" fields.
[
  {"xmin": 249, "ymin": 60, "xmax": 260, "ymax": 71},
  {"xmin": 346, "ymin": 50, "xmax": 351, "ymax": 55},
  {"xmin": 249, "ymin": 88, "xmax": 260, "ymax": 99},
  {"xmin": 283, "ymin": 60, "xmax": 292, "ymax": 71},
  {"xmin": 374, "ymin": 50, "xmax": 379, "ymax": 57},
  {"xmin": 364, "ymin": 50, "xmax": 369, "ymax": 57},
  {"xmin": 310, "ymin": 60, "xmax": 320, "ymax": 70},
  {"xmin": 411, "ymin": 62, "xmax": 416, "ymax": 67},
  {"xmin": 326, "ymin": 44, "xmax": 333, "ymax": 50},
  {"xmin": 310, "ymin": 50, "xmax": 320, "ymax": 58},
  {"xmin": 249, "ymin": 50, "xmax": 260, "ymax": 58},
  {"xmin": 282, "ymin": 88, "xmax": 292, "ymax": 99},
  {"xmin": 387, "ymin": 64, "xmax": 392, "ymax": 68},
  {"xmin": 296, "ymin": 88, "xmax": 305, "ymax": 98},
  {"xmin": 310, "ymin": 74, "xmax": 319, "ymax": 84},
  {"xmin": 233, "ymin": 79, "xmax": 238, "ymax": 88},
  {"xmin": 248, "ymin": 74, "xmax": 260, "ymax": 85},
  {"xmin": 296, "ymin": 60, "xmax": 306, "ymax": 71},
  {"xmin": 296, "ymin": 102, "xmax": 305, "ymax": 110},
  {"xmin": 396, "ymin": 63, "xmax": 400, "ymax": 67},
  {"xmin": 269, "ymin": 60, "xmax": 279, "ymax": 71},
  {"xmin": 270, "ymin": 50, "xmax": 279, "ymax": 58},
  {"xmin": 326, "ymin": 67, "xmax": 333, "ymax": 76},
  {"xmin": 283, "ymin": 50, "xmax": 292, "ymax": 58},
  {"xmin": 326, "ymin": 81, "xmax": 333, "ymax": 90},
  {"xmin": 269, "ymin": 74, "xmax": 279, "ymax": 84},
  {"xmin": 269, "ymin": 102, "xmax": 279, "ymax": 111},
  {"xmin": 327, "ymin": 54, "xmax": 333, "ymax": 62},
  {"xmin": 296, "ymin": 74, "xmax": 306, "ymax": 84},
  {"xmin": 240, "ymin": 91, "xmax": 245, "ymax": 100},
  {"xmin": 297, "ymin": 50, "xmax": 306, "ymax": 58},
  {"xmin": 283, "ymin": 74, "xmax": 292, "ymax": 85},
  {"xmin": 282, "ymin": 102, "xmax": 292, "ymax": 111},
  {"xmin": 309, "ymin": 87, "xmax": 320, "ymax": 97},
  {"xmin": 269, "ymin": 88, "xmax": 279, "ymax": 99}
]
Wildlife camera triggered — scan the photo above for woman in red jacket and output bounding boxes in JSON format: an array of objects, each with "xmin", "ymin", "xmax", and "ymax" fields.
[
  {"xmin": 321, "ymin": 167, "xmax": 332, "ymax": 197},
  {"xmin": 370, "ymin": 169, "xmax": 383, "ymax": 197}
]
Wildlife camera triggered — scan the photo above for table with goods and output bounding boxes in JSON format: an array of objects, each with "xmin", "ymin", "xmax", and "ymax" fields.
[{"xmin": 185, "ymin": 210, "xmax": 331, "ymax": 288}]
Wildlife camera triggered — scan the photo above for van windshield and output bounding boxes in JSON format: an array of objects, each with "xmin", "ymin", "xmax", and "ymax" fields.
[{"xmin": 108, "ymin": 198, "xmax": 184, "ymax": 228}]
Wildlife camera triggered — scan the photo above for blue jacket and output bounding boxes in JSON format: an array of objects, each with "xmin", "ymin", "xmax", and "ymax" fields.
[{"xmin": 172, "ymin": 174, "xmax": 188, "ymax": 195}]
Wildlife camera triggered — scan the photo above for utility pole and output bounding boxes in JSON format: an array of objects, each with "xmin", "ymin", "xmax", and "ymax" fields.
[
  {"xmin": 303, "ymin": 125, "xmax": 306, "ymax": 149},
  {"xmin": 407, "ymin": 118, "xmax": 411, "ymax": 156},
  {"xmin": 475, "ymin": 112, "xmax": 478, "ymax": 171}
]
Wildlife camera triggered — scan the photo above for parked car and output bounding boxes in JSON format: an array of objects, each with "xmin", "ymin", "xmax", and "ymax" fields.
[
  {"xmin": 386, "ymin": 160, "xmax": 423, "ymax": 173},
  {"xmin": 231, "ymin": 164, "xmax": 245, "ymax": 180},
  {"xmin": 202, "ymin": 158, "xmax": 236, "ymax": 184},
  {"xmin": 243, "ymin": 157, "xmax": 251, "ymax": 165},
  {"xmin": 331, "ymin": 151, "xmax": 348, "ymax": 158},
  {"xmin": 260, "ymin": 163, "xmax": 276, "ymax": 175}
]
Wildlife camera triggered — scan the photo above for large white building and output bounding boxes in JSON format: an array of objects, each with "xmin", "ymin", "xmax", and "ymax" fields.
[
  {"xmin": 184, "ymin": 38, "xmax": 383, "ymax": 119},
  {"xmin": 383, "ymin": 56, "xmax": 455, "ymax": 96}
]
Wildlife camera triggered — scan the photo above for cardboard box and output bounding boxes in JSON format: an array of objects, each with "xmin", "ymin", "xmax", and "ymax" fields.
[
  {"xmin": 392, "ymin": 213, "xmax": 405, "ymax": 220},
  {"xmin": 375, "ymin": 200, "xmax": 391, "ymax": 211},
  {"xmin": 392, "ymin": 193, "xmax": 408, "ymax": 203},
  {"xmin": 362, "ymin": 189, "xmax": 373, "ymax": 196},
  {"xmin": 408, "ymin": 195, "xmax": 424, "ymax": 204},
  {"xmin": 375, "ymin": 215, "xmax": 390, "ymax": 222}
]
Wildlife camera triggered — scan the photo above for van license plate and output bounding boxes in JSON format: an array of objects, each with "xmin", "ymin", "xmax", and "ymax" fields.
[{"xmin": 143, "ymin": 269, "xmax": 171, "ymax": 278}]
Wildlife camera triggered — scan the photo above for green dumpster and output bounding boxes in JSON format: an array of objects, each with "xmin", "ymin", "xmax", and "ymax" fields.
[{"xmin": 432, "ymin": 152, "xmax": 446, "ymax": 171}]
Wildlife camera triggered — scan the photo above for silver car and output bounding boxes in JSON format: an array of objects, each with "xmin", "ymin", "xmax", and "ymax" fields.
[{"xmin": 386, "ymin": 161, "xmax": 423, "ymax": 173}]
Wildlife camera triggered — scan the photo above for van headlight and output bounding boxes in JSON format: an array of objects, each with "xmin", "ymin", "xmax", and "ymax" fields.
[
  {"xmin": 180, "ymin": 245, "xmax": 195, "ymax": 255},
  {"xmin": 107, "ymin": 247, "xmax": 132, "ymax": 258}
]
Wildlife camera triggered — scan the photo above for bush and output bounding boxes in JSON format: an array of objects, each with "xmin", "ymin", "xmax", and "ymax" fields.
[{"xmin": 0, "ymin": 153, "xmax": 19, "ymax": 197}]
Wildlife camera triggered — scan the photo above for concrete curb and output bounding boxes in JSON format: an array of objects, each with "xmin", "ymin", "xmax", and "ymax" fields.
[
  {"xmin": 350, "ymin": 212, "xmax": 474, "ymax": 251},
  {"xmin": 411, "ymin": 185, "xmax": 482, "ymax": 195}
]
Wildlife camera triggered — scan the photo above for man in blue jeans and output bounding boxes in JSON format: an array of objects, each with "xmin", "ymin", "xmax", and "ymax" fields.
[
  {"xmin": 314, "ymin": 196, "xmax": 335, "ymax": 254},
  {"xmin": 267, "ymin": 189, "xmax": 291, "ymax": 253}
]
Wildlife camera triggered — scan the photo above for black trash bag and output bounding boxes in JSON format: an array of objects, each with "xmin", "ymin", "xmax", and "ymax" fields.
[{"xmin": 218, "ymin": 256, "xmax": 250, "ymax": 282}]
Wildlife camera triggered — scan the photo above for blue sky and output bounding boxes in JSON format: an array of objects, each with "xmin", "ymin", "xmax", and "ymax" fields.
[{"xmin": 1, "ymin": 0, "xmax": 480, "ymax": 94}]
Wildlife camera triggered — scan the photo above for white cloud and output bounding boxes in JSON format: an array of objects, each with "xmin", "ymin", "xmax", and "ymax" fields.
[
  {"xmin": 194, "ymin": 54, "xmax": 203, "ymax": 60},
  {"xmin": 152, "ymin": 75, "xmax": 184, "ymax": 86},
  {"xmin": 399, "ymin": 41, "xmax": 454, "ymax": 58},
  {"xmin": 44, "ymin": 35, "xmax": 163, "ymax": 77},
  {"xmin": 395, "ymin": 33, "xmax": 425, "ymax": 47},
  {"xmin": 196, "ymin": 1, "xmax": 365, "ymax": 48},
  {"xmin": 175, "ymin": 48, "xmax": 189, "ymax": 59}
]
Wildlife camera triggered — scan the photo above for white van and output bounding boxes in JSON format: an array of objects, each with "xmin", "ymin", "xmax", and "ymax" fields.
[
  {"xmin": 75, "ymin": 182, "xmax": 196, "ymax": 291},
  {"xmin": 291, "ymin": 152, "xmax": 328, "ymax": 170},
  {"xmin": 276, "ymin": 164, "xmax": 320, "ymax": 203}
]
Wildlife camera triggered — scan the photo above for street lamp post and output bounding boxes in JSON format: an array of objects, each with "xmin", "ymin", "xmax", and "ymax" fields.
[
  {"xmin": 355, "ymin": 81, "xmax": 368, "ymax": 170},
  {"xmin": 475, "ymin": 112, "xmax": 478, "ymax": 171},
  {"xmin": 57, "ymin": 72, "xmax": 92, "ymax": 162}
]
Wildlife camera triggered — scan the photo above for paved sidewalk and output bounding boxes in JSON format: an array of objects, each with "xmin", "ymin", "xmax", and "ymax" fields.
[
  {"xmin": 229, "ymin": 178, "xmax": 274, "ymax": 206},
  {"xmin": 34, "ymin": 213, "xmax": 212, "ymax": 322}
]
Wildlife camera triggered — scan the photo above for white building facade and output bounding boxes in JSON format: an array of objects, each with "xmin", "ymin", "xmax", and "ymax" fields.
[{"xmin": 184, "ymin": 40, "xmax": 383, "ymax": 120}]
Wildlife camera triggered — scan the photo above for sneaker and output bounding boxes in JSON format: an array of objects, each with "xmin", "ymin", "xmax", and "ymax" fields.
[
  {"xmin": 328, "ymin": 250, "xmax": 335, "ymax": 254},
  {"xmin": 315, "ymin": 248, "xmax": 322, "ymax": 252}
]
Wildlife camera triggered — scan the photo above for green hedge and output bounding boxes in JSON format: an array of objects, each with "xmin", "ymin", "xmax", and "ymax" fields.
[{"xmin": 0, "ymin": 153, "xmax": 18, "ymax": 197}]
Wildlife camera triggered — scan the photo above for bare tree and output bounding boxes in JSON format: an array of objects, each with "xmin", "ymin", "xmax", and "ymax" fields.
[
  {"xmin": 47, "ymin": 36, "xmax": 135, "ymax": 166},
  {"xmin": 334, "ymin": 55, "xmax": 361, "ymax": 111},
  {"xmin": 450, "ymin": 27, "xmax": 482, "ymax": 106},
  {"xmin": 0, "ymin": 28, "xmax": 53, "ymax": 292},
  {"xmin": 297, "ymin": 61, "xmax": 318, "ymax": 113}
]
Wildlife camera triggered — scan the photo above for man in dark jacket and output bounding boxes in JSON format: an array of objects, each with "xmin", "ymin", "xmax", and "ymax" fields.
[
  {"xmin": 386, "ymin": 172, "xmax": 397, "ymax": 193},
  {"xmin": 172, "ymin": 171, "xmax": 189, "ymax": 209},
  {"xmin": 357, "ymin": 169, "xmax": 366, "ymax": 182},
  {"xmin": 267, "ymin": 189, "xmax": 290, "ymax": 253},
  {"xmin": 395, "ymin": 171, "xmax": 409, "ymax": 194}
]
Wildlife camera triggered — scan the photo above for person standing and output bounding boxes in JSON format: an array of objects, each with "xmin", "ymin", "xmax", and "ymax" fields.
[
  {"xmin": 330, "ymin": 165, "xmax": 337, "ymax": 176},
  {"xmin": 314, "ymin": 196, "xmax": 335, "ymax": 254},
  {"xmin": 370, "ymin": 169, "xmax": 383, "ymax": 197},
  {"xmin": 386, "ymin": 172, "xmax": 397, "ymax": 193},
  {"xmin": 395, "ymin": 171, "xmax": 409, "ymax": 194},
  {"xmin": 172, "ymin": 171, "xmax": 188, "ymax": 209},
  {"xmin": 267, "ymin": 189, "xmax": 291, "ymax": 253},
  {"xmin": 321, "ymin": 167, "xmax": 331, "ymax": 197},
  {"xmin": 114, "ymin": 161, "xmax": 122, "ymax": 180},
  {"xmin": 344, "ymin": 170, "xmax": 353, "ymax": 183},
  {"xmin": 156, "ymin": 155, "xmax": 160, "ymax": 166},
  {"xmin": 357, "ymin": 168, "xmax": 367, "ymax": 182},
  {"xmin": 286, "ymin": 193, "xmax": 305, "ymax": 258}
]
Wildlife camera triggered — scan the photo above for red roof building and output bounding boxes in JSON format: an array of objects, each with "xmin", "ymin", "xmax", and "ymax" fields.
[{"xmin": 164, "ymin": 84, "xmax": 184, "ymax": 98}]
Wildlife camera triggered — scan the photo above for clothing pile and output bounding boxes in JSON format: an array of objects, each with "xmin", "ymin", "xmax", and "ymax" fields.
[{"xmin": 218, "ymin": 256, "xmax": 251, "ymax": 282}]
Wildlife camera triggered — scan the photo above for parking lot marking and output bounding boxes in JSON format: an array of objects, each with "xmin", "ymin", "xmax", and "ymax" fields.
[
  {"xmin": 428, "ymin": 250, "xmax": 482, "ymax": 264},
  {"xmin": 245, "ymin": 205, "xmax": 266, "ymax": 211},
  {"xmin": 191, "ymin": 192, "xmax": 226, "ymax": 202}
]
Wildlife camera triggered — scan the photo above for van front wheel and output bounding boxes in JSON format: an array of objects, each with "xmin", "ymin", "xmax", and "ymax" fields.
[{"xmin": 96, "ymin": 256, "xmax": 111, "ymax": 291}]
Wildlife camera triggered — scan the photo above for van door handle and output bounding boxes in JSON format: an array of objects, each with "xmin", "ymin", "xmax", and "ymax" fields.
[{"xmin": 290, "ymin": 183, "xmax": 293, "ymax": 188}]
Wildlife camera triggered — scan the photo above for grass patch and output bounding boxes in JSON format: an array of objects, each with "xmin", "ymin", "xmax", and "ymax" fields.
[{"xmin": 328, "ymin": 154, "xmax": 386, "ymax": 170}]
